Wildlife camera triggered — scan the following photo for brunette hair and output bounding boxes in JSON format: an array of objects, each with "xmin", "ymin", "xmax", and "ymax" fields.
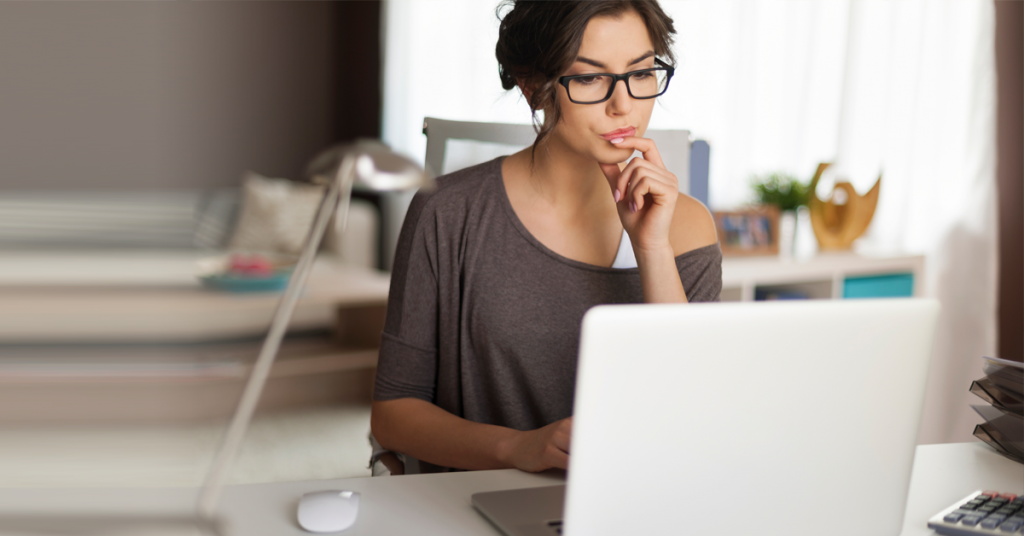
[{"xmin": 495, "ymin": 0, "xmax": 676, "ymax": 155}]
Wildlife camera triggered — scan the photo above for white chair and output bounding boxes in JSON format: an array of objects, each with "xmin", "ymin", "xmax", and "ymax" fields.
[{"xmin": 422, "ymin": 117, "xmax": 710, "ymax": 207}]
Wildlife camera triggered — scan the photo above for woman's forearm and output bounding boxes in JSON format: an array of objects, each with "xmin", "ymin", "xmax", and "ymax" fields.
[
  {"xmin": 371, "ymin": 398, "xmax": 519, "ymax": 471},
  {"xmin": 636, "ymin": 244, "xmax": 688, "ymax": 303}
]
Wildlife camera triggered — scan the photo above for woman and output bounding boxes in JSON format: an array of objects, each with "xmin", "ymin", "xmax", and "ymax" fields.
[{"xmin": 370, "ymin": 0, "xmax": 721, "ymax": 474}]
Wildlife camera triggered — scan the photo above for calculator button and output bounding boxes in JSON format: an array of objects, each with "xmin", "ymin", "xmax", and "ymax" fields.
[
  {"xmin": 980, "ymin": 506, "xmax": 999, "ymax": 513},
  {"xmin": 962, "ymin": 515, "xmax": 984, "ymax": 526},
  {"xmin": 944, "ymin": 512, "xmax": 967, "ymax": 523},
  {"xmin": 982, "ymin": 516, "xmax": 1007, "ymax": 529},
  {"xmin": 999, "ymin": 507, "xmax": 1018, "ymax": 515},
  {"xmin": 1001, "ymin": 494, "xmax": 1018, "ymax": 501},
  {"xmin": 1000, "ymin": 520, "xmax": 1023, "ymax": 532},
  {"xmin": 983, "ymin": 519, "xmax": 1005, "ymax": 529}
]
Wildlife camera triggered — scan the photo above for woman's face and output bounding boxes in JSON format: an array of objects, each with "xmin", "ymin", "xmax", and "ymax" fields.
[{"xmin": 550, "ymin": 10, "xmax": 658, "ymax": 165}]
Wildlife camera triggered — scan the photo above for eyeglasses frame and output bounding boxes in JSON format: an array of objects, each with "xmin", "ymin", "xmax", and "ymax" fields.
[{"xmin": 557, "ymin": 57, "xmax": 675, "ymax": 105}]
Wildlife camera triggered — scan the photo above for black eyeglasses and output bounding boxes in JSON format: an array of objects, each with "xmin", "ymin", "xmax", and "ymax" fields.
[{"xmin": 558, "ymin": 58, "xmax": 675, "ymax": 104}]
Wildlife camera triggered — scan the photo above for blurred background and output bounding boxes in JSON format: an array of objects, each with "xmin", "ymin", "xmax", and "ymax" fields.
[{"xmin": 0, "ymin": 0, "xmax": 1019, "ymax": 489}]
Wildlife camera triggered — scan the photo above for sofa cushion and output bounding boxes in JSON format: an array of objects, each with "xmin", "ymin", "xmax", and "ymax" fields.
[{"xmin": 228, "ymin": 172, "xmax": 324, "ymax": 255}]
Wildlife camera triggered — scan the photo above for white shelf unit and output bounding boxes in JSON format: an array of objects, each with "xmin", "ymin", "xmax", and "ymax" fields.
[{"xmin": 720, "ymin": 253, "xmax": 925, "ymax": 302}]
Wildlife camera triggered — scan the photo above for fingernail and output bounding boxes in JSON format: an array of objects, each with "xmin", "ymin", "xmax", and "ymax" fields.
[
  {"xmin": 630, "ymin": 201, "xmax": 637, "ymax": 213},
  {"xmin": 613, "ymin": 190, "xmax": 621, "ymax": 203},
  {"xmin": 610, "ymin": 138, "xmax": 624, "ymax": 144}
]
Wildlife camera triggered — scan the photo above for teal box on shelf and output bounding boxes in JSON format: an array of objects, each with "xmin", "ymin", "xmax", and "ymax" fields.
[{"xmin": 843, "ymin": 273, "xmax": 915, "ymax": 299}]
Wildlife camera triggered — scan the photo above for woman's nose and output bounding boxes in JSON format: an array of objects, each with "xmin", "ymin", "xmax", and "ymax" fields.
[{"xmin": 606, "ymin": 78, "xmax": 633, "ymax": 115}]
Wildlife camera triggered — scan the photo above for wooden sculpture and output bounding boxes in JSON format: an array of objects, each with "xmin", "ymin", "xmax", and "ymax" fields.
[{"xmin": 808, "ymin": 162, "xmax": 881, "ymax": 251}]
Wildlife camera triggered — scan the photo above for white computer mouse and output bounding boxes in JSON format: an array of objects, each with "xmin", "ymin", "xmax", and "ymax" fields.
[{"xmin": 297, "ymin": 489, "xmax": 361, "ymax": 533}]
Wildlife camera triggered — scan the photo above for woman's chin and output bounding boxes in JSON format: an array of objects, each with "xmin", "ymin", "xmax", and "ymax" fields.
[{"xmin": 595, "ymin": 145, "xmax": 635, "ymax": 165}]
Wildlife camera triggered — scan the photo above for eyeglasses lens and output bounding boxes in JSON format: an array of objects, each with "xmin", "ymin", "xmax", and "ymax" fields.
[{"xmin": 568, "ymin": 69, "xmax": 669, "ymax": 103}]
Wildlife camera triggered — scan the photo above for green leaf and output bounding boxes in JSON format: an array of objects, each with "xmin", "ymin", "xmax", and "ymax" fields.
[{"xmin": 750, "ymin": 172, "xmax": 810, "ymax": 212}]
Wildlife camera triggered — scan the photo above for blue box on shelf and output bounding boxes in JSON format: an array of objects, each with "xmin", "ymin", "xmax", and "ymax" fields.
[{"xmin": 843, "ymin": 273, "xmax": 914, "ymax": 299}]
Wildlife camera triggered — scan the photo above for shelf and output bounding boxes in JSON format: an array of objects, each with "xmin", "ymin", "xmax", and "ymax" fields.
[{"xmin": 720, "ymin": 252, "xmax": 924, "ymax": 302}]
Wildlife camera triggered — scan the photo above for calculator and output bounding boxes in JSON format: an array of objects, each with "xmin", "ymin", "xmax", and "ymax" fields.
[{"xmin": 928, "ymin": 491, "xmax": 1024, "ymax": 535}]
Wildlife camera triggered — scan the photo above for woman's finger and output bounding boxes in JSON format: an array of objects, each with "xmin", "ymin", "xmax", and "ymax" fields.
[
  {"xmin": 619, "ymin": 161, "xmax": 676, "ymax": 208},
  {"xmin": 614, "ymin": 154, "xmax": 677, "ymax": 204},
  {"xmin": 546, "ymin": 447, "xmax": 570, "ymax": 470},
  {"xmin": 551, "ymin": 431, "xmax": 571, "ymax": 454},
  {"xmin": 613, "ymin": 162, "xmax": 636, "ymax": 203},
  {"xmin": 618, "ymin": 157, "xmax": 675, "ymax": 192},
  {"xmin": 610, "ymin": 136, "xmax": 666, "ymax": 169},
  {"xmin": 626, "ymin": 172, "xmax": 677, "ymax": 213}
]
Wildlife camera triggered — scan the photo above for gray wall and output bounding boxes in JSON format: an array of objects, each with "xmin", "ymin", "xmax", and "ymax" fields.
[{"xmin": 0, "ymin": 1, "xmax": 337, "ymax": 191}]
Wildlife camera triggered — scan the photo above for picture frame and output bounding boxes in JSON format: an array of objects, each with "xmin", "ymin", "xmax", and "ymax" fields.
[{"xmin": 713, "ymin": 206, "xmax": 780, "ymax": 256}]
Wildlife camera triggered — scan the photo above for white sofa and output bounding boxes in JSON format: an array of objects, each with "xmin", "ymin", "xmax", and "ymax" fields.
[{"xmin": 0, "ymin": 188, "xmax": 379, "ymax": 268}]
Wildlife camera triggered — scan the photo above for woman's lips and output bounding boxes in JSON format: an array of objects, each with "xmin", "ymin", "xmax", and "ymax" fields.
[{"xmin": 600, "ymin": 127, "xmax": 636, "ymax": 141}]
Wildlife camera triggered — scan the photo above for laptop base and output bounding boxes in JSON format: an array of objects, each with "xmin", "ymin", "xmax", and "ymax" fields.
[{"xmin": 472, "ymin": 485, "xmax": 565, "ymax": 536}]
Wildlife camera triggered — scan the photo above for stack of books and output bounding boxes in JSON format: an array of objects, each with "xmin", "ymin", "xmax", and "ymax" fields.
[{"xmin": 970, "ymin": 356, "xmax": 1023, "ymax": 463}]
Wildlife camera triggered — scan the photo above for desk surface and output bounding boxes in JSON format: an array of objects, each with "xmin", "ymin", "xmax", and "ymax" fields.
[
  {"xmin": 0, "ymin": 442, "xmax": 1018, "ymax": 536},
  {"xmin": 900, "ymin": 442, "xmax": 1023, "ymax": 536}
]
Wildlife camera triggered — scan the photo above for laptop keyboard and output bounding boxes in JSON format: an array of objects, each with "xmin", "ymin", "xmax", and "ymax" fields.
[{"xmin": 928, "ymin": 491, "xmax": 1024, "ymax": 535}]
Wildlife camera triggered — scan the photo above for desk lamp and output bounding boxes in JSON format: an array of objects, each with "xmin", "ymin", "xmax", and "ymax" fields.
[{"xmin": 196, "ymin": 144, "xmax": 432, "ymax": 525}]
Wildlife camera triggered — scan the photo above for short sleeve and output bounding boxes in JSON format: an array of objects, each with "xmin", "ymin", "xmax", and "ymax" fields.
[
  {"xmin": 677, "ymin": 243, "xmax": 723, "ymax": 302},
  {"xmin": 373, "ymin": 190, "xmax": 441, "ymax": 402}
]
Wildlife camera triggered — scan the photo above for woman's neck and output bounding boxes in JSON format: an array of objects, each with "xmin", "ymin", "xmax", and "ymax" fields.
[
  {"xmin": 513, "ymin": 135, "xmax": 612, "ymax": 214},
  {"xmin": 501, "ymin": 131, "xmax": 626, "ymax": 267}
]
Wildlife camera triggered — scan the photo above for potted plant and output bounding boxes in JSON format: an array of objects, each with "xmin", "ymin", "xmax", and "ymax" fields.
[{"xmin": 750, "ymin": 172, "xmax": 811, "ymax": 258}]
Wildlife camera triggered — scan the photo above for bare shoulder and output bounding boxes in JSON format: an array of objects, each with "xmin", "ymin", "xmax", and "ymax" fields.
[{"xmin": 670, "ymin": 193, "xmax": 719, "ymax": 256}]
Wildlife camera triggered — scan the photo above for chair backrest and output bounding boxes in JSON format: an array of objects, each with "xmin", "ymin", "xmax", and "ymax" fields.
[{"xmin": 422, "ymin": 117, "xmax": 709, "ymax": 207}]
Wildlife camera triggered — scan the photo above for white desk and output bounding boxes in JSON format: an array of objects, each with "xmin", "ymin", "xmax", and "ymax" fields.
[
  {"xmin": 900, "ymin": 443, "xmax": 1023, "ymax": 536},
  {"xmin": 0, "ymin": 443, "xmax": 1018, "ymax": 535}
]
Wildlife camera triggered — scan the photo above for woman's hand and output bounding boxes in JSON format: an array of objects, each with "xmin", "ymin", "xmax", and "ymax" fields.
[
  {"xmin": 500, "ymin": 417, "xmax": 572, "ymax": 472},
  {"xmin": 599, "ymin": 137, "xmax": 679, "ymax": 255}
]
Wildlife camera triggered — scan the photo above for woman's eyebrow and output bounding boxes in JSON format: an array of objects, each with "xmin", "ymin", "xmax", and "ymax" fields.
[
  {"xmin": 628, "ymin": 51, "xmax": 655, "ymax": 65},
  {"xmin": 575, "ymin": 51, "xmax": 655, "ymax": 69},
  {"xmin": 575, "ymin": 56, "xmax": 607, "ymax": 68}
]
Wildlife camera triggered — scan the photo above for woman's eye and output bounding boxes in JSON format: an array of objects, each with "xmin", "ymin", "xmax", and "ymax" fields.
[
  {"xmin": 630, "ymin": 72, "xmax": 653, "ymax": 81},
  {"xmin": 576, "ymin": 76, "xmax": 602, "ymax": 85}
]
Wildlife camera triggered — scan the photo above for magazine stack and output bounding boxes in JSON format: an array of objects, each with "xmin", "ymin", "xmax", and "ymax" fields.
[{"xmin": 970, "ymin": 356, "xmax": 1024, "ymax": 464}]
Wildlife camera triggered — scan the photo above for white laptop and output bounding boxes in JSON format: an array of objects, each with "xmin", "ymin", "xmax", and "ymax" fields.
[{"xmin": 473, "ymin": 298, "xmax": 940, "ymax": 536}]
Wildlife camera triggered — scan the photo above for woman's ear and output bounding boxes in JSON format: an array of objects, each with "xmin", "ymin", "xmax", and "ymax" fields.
[{"xmin": 516, "ymin": 78, "xmax": 534, "ymax": 104}]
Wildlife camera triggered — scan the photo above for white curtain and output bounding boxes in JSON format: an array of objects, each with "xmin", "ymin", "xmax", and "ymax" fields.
[{"xmin": 381, "ymin": 0, "xmax": 998, "ymax": 445}]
